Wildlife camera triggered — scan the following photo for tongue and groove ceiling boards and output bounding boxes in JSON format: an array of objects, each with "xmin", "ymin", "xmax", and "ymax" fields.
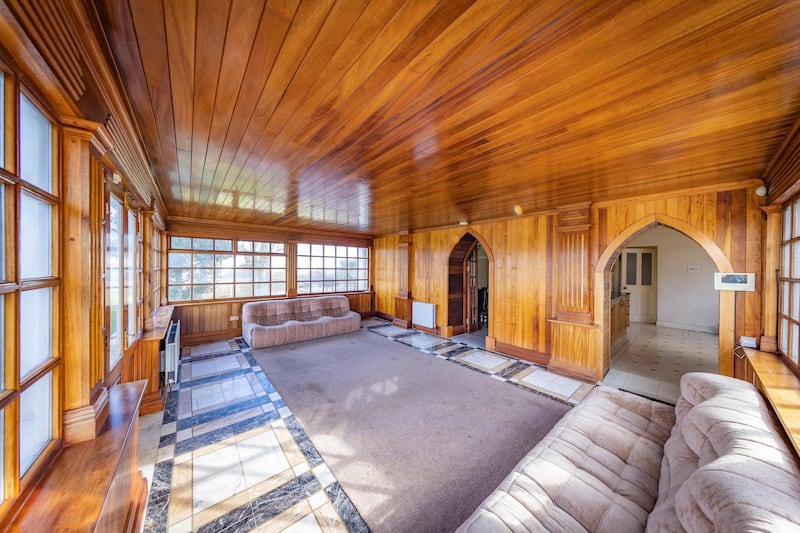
[{"xmin": 93, "ymin": 0, "xmax": 800, "ymax": 236}]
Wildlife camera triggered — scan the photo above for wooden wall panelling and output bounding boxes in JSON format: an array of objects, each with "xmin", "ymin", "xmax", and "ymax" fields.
[
  {"xmin": 373, "ymin": 235, "xmax": 398, "ymax": 319},
  {"xmin": 393, "ymin": 234, "xmax": 412, "ymax": 328},
  {"xmin": 345, "ymin": 292, "xmax": 374, "ymax": 318},
  {"xmin": 548, "ymin": 320, "xmax": 598, "ymax": 382},
  {"xmin": 761, "ymin": 206, "xmax": 782, "ymax": 352},
  {"xmin": 174, "ymin": 302, "xmax": 242, "ymax": 346}
]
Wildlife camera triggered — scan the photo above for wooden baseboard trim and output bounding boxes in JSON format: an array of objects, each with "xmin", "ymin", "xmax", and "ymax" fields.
[
  {"xmin": 63, "ymin": 387, "xmax": 109, "ymax": 445},
  {"xmin": 494, "ymin": 342, "xmax": 550, "ymax": 367},
  {"xmin": 548, "ymin": 358, "xmax": 596, "ymax": 383},
  {"xmin": 375, "ymin": 311, "xmax": 395, "ymax": 322},
  {"xmin": 182, "ymin": 329, "xmax": 241, "ymax": 346},
  {"xmin": 413, "ymin": 324, "xmax": 439, "ymax": 335},
  {"xmin": 139, "ymin": 390, "xmax": 165, "ymax": 415},
  {"xmin": 392, "ymin": 318, "xmax": 411, "ymax": 329}
]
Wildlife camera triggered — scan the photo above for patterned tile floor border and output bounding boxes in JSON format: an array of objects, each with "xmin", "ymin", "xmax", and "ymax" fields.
[
  {"xmin": 143, "ymin": 339, "xmax": 368, "ymax": 533},
  {"xmin": 365, "ymin": 320, "xmax": 594, "ymax": 405}
]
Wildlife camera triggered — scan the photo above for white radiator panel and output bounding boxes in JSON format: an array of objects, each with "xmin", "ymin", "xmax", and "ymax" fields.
[{"xmin": 412, "ymin": 301, "xmax": 436, "ymax": 329}]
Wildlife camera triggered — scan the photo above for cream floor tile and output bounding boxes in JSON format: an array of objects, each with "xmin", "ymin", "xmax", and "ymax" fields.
[
  {"xmin": 191, "ymin": 382, "xmax": 225, "ymax": 411},
  {"xmin": 283, "ymin": 513, "xmax": 323, "ymax": 533},
  {"xmin": 192, "ymin": 462, "xmax": 246, "ymax": 513},
  {"xmin": 237, "ymin": 431, "xmax": 290, "ymax": 488}
]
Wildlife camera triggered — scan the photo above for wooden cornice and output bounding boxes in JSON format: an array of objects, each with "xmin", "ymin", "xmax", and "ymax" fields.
[
  {"xmin": 761, "ymin": 108, "xmax": 800, "ymax": 205},
  {"xmin": 167, "ymin": 216, "xmax": 374, "ymax": 247}
]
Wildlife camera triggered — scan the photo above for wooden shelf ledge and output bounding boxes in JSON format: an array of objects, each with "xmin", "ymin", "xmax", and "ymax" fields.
[
  {"xmin": 743, "ymin": 348, "xmax": 800, "ymax": 459},
  {"xmin": 8, "ymin": 380, "xmax": 148, "ymax": 532}
]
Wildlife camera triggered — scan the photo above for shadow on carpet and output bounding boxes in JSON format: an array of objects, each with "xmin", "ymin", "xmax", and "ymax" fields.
[{"xmin": 251, "ymin": 329, "xmax": 571, "ymax": 533}]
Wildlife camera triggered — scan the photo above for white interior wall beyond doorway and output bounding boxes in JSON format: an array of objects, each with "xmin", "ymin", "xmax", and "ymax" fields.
[{"xmin": 628, "ymin": 226, "xmax": 720, "ymax": 334}]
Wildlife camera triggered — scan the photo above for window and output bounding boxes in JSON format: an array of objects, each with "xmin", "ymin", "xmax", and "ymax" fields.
[
  {"xmin": 167, "ymin": 237, "xmax": 286, "ymax": 302},
  {"xmin": 107, "ymin": 195, "xmax": 123, "ymax": 369},
  {"xmin": 779, "ymin": 199, "xmax": 800, "ymax": 366},
  {"xmin": 12, "ymin": 89, "xmax": 59, "ymax": 490},
  {"xmin": 296, "ymin": 243, "xmax": 368, "ymax": 294}
]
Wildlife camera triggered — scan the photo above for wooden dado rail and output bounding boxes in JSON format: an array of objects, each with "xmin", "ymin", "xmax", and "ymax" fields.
[
  {"xmin": 9, "ymin": 381, "xmax": 147, "ymax": 531},
  {"xmin": 174, "ymin": 292, "xmax": 375, "ymax": 345},
  {"xmin": 743, "ymin": 348, "xmax": 800, "ymax": 459}
]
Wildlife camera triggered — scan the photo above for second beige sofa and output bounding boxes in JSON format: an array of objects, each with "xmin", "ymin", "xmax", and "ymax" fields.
[{"xmin": 242, "ymin": 295, "xmax": 361, "ymax": 348}]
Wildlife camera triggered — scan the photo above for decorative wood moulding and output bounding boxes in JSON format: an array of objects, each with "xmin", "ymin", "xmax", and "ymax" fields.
[
  {"xmin": 167, "ymin": 216, "xmax": 374, "ymax": 247},
  {"xmin": 5, "ymin": 0, "xmax": 86, "ymax": 101},
  {"xmin": 762, "ymin": 108, "xmax": 800, "ymax": 204},
  {"xmin": 556, "ymin": 202, "xmax": 591, "ymax": 233},
  {"xmin": 62, "ymin": 386, "xmax": 109, "ymax": 446}
]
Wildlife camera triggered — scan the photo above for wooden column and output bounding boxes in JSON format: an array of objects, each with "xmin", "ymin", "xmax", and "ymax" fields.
[
  {"xmin": 286, "ymin": 241, "xmax": 298, "ymax": 298},
  {"xmin": 393, "ymin": 234, "xmax": 412, "ymax": 328},
  {"xmin": 142, "ymin": 209, "xmax": 154, "ymax": 331},
  {"xmin": 549, "ymin": 203, "xmax": 598, "ymax": 381},
  {"xmin": 761, "ymin": 205, "xmax": 782, "ymax": 352},
  {"xmin": 61, "ymin": 118, "xmax": 112, "ymax": 444}
]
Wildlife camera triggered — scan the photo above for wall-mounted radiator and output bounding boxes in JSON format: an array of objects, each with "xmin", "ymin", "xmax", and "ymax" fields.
[
  {"xmin": 412, "ymin": 301, "xmax": 436, "ymax": 329},
  {"xmin": 160, "ymin": 320, "xmax": 181, "ymax": 385}
]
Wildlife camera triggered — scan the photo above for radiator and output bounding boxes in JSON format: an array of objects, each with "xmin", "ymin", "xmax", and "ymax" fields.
[
  {"xmin": 412, "ymin": 301, "xmax": 436, "ymax": 329},
  {"xmin": 160, "ymin": 320, "xmax": 181, "ymax": 381}
]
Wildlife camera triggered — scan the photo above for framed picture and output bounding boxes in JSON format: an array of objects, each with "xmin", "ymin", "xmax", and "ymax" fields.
[{"xmin": 714, "ymin": 272, "xmax": 755, "ymax": 292}]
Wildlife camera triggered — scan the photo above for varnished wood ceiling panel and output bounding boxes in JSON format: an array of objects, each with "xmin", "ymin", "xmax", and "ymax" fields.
[{"xmin": 93, "ymin": 0, "xmax": 800, "ymax": 236}]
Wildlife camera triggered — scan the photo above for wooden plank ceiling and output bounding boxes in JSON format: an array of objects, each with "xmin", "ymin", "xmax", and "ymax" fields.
[{"xmin": 93, "ymin": 0, "xmax": 800, "ymax": 236}]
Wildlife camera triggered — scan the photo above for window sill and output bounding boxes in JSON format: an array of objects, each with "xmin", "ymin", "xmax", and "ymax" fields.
[{"xmin": 743, "ymin": 347, "xmax": 800, "ymax": 459}]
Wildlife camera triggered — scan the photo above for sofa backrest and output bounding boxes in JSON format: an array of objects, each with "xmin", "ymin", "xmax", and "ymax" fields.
[
  {"xmin": 242, "ymin": 296, "xmax": 352, "ymax": 326},
  {"xmin": 646, "ymin": 372, "xmax": 800, "ymax": 532}
]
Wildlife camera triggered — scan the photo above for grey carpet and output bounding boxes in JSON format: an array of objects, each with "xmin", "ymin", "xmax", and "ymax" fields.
[{"xmin": 251, "ymin": 329, "xmax": 570, "ymax": 533}]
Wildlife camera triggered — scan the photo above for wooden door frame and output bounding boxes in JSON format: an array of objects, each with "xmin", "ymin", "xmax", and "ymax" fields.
[
  {"xmin": 446, "ymin": 231, "xmax": 496, "ymax": 344},
  {"xmin": 463, "ymin": 242, "xmax": 479, "ymax": 333},
  {"xmin": 595, "ymin": 215, "xmax": 734, "ymax": 378}
]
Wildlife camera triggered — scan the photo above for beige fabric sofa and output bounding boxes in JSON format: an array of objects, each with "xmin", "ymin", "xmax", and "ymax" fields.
[
  {"xmin": 457, "ymin": 372, "xmax": 800, "ymax": 532},
  {"xmin": 242, "ymin": 295, "xmax": 361, "ymax": 348}
]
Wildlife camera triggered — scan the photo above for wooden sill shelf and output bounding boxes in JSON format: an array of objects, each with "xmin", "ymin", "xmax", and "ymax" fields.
[
  {"xmin": 8, "ymin": 381, "xmax": 147, "ymax": 532},
  {"xmin": 743, "ymin": 348, "xmax": 800, "ymax": 459}
]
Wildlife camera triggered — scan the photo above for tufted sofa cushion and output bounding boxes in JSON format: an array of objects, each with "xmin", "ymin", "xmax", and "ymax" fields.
[
  {"xmin": 242, "ymin": 296, "xmax": 361, "ymax": 348},
  {"xmin": 456, "ymin": 386, "xmax": 675, "ymax": 532},
  {"xmin": 646, "ymin": 373, "xmax": 800, "ymax": 532}
]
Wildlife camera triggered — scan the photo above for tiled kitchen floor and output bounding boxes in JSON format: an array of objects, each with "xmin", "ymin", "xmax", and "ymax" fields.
[{"xmin": 603, "ymin": 323, "xmax": 718, "ymax": 404}]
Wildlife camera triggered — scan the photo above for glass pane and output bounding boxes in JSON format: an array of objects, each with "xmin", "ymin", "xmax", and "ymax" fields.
[
  {"xmin": 235, "ymin": 255, "xmax": 252, "ymax": 268},
  {"xmin": 297, "ymin": 243, "xmax": 310, "ymax": 255},
  {"xmin": 357, "ymin": 279, "xmax": 368, "ymax": 291},
  {"xmin": 253, "ymin": 241, "xmax": 269, "ymax": 253},
  {"xmin": 215, "ymin": 268, "xmax": 233, "ymax": 283},
  {"xmin": 272, "ymin": 256, "xmax": 285, "ymax": 268},
  {"xmin": 272, "ymin": 270, "xmax": 286, "ymax": 282},
  {"xmin": 793, "ymin": 243, "xmax": 800, "ymax": 278},
  {"xmin": 324, "ymin": 257, "xmax": 335, "ymax": 269},
  {"xmin": 168, "ymin": 286, "xmax": 190, "ymax": 301},
  {"xmin": 193, "ymin": 269, "xmax": 213, "ymax": 284},
  {"xmin": 0, "ymin": 185, "xmax": 4, "ymax": 279},
  {"xmin": 214, "ymin": 239, "xmax": 232, "ymax": 251},
  {"xmin": 20, "ymin": 193, "xmax": 52, "ymax": 279},
  {"xmin": 20, "ymin": 94, "xmax": 52, "ymax": 193},
  {"xmin": 169, "ymin": 269, "xmax": 191, "ymax": 284},
  {"xmin": 235, "ymin": 283, "xmax": 253, "ymax": 298},
  {"xmin": 311, "ymin": 244, "xmax": 323, "ymax": 256},
  {"xmin": 297, "ymin": 282, "xmax": 310, "ymax": 294},
  {"xmin": 625, "ymin": 252, "xmax": 637, "ymax": 285},
  {"xmin": 784, "ymin": 245, "xmax": 791, "ymax": 277},
  {"xmin": 169, "ymin": 252, "xmax": 191, "ymax": 267},
  {"xmin": 20, "ymin": 372, "xmax": 52, "ymax": 476},
  {"xmin": 785, "ymin": 205, "xmax": 793, "ymax": 241},
  {"xmin": 0, "ymin": 410, "xmax": 3, "ymax": 500},
  {"xmin": 358, "ymin": 248, "xmax": 368, "ymax": 258},
  {"xmin": 324, "ymin": 245, "xmax": 335, "ymax": 257},
  {"xmin": 641, "ymin": 253, "xmax": 653, "ymax": 286},
  {"xmin": 20, "ymin": 288, "xmax": 51, "ymax": 378},
  {"xmin": 215, "ymin": 284, "xmax": 233, "ymax": 299},
  {"xmin": 215, "ymin": 254, "xmax": 234, "ymax": 268},
  {"xmin": 271, "ymin": 283, "xmax": 285, "ymax": 295},
  {"xmin": 793, "ymin": 324, "xmax": 800, "ymax": 365},
  {"xmin": 126, "ymin": 211, "xmax": 136, "ymax": 338},
  {"xmin": 171, "ymin": 236, "xmax": 191, "ymax": 249},
  {"xmin": 297, "ymin": 256, "xmax": 309, "ymax": 269},
  {"xmin": 193, "ymin": 253, "xmax": 213, "ymax": 267},
  {"xmin": 192, "ymin": 285, "xmax": 213, "ymax": 300},
  {"xmin": 795, "ymin": 200, "xmax": 800, "ymax": 238},
  {"xmin": 335, "ymin": 281, "xmax": 347, "ymax": 292},
  {"xmin": 297, "ymin": 269, "xmax": 309, "ymax": 282},
  {"xmin": 783, "ymin": 282, "xmax": 791, "ymax": 315},
  {"xmin": 254, "ymin": 256, "xmax": 270, "ymax": 268},
  {"xmin": 780, "ymin": 318, "xmax": 789, "ymax": 353},
  {"xmin": 0, "ymin": 71, "xmax": 3, "ymax": 168},
  {"xmin": 271, "ymin": 243, "xmax": 284, "ymax": 253},
  {"xmin": 323, "ymin": 281, "xmax": 335, "ymax": 292},
  {"xmin": 254, "ymin": 269, "xmax": 269, "ymax": 282},
  {"xmin": 193, "ymin": 238, "xmax": 213, "ymax": 250},
  {"xmin": 793, "ymin": 283, "xmax": 800, "ymax": 320},
  {"xmin": 254, "ymin": 283, "xmax": 270, "ymax": 296},
  {"xmin": 237, "ymin": 240, "xmax": 252, "ymax": 252},
  {"xmin": 108, "ymin": 196, "xmax": 122, "ymax": 369},
  {"xmin": 337, "ymin": 246, "xmax": 347, "ymax": 257},
  {"xmin": 235, "ymin": 269, "xmax": 252, "ymax": 283}
]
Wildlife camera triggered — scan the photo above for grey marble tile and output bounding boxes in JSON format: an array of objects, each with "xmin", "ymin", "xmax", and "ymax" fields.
[
  {"xmin": 193, "ymin": 501, "xmax": 254, "ymax": 533},
  {"xmin": 251, "ymin": 472, "xmax": 321, "ymax": 527},
  {"xmin": 143, "ymin": 494, "xmax": 169, "ymax": 533},
  {"xmin": 326, "ymin": 482, "xmax": 370, "ymax": 533}
]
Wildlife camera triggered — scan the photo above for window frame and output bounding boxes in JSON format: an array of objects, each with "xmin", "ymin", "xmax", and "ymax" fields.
[
  {"xmin": 778, "ymin": 198, "xmax": 800, "ymax": 373},
  {"xmin": 296, "ymin": 242, "xmax": 369, "ymax": 295},
  {"xmin": 166, "ymin": 237, "xmax": 287, "ymax": 303}
]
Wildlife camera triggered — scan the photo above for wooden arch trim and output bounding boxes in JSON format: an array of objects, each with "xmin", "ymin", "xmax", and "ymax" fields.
[
  {"xmin": 445, "ymin": 230, "xmax": 496, "ymax": 341},
  {"xmin": 593, "ymin": 213, "xmax": 736, "ymax": 378}
]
